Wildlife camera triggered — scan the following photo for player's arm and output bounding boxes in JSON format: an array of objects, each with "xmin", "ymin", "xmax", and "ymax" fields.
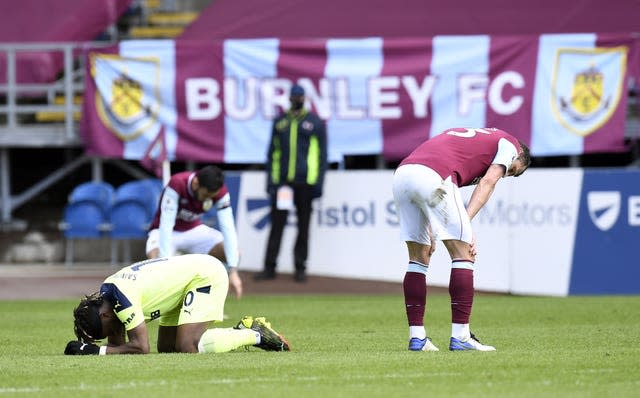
[
  {"xmin": 107, "ymin": 322, "xmax": 126, "ymax": 346},
  {"xmin": 466, "ymin": 138, "xmax": 518, "ymax": 220},
  {"xmin": 266, "ymin": 122, "xmax": 279, "ymax": 196},
  {"xmin": 466, "ymin": 164, "xmax": 505, "ymax": 220},
  {"xmin": 312, "ymin": 117, "xmax": 328, "ymax": 198},
  {"xmin": 158, "ymin": 187, "xmax": 179, "ymax": 257},
  {"xmin": 215, "ymin": 192, "xmax": 239, "ymax": 270},
  {"xmin": 64, "ymin": 309, "xmax": 150, "ymax": 355},
  {"xmin": 215, "ymin": 191, "xmax": 243, "ymax": 298},
  {"xmin": 103, "ymin": 322, "xmax": 151, "ymax": 355}
]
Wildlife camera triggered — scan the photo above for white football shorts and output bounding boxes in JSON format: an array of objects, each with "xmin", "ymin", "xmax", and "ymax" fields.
[
  {"xmin": 146, "ymin": 224, "xmax": 224, "ymax": 256},
  {"xmin": 392, "ymin": 164, "xmax": 472, "ymax": 245}
]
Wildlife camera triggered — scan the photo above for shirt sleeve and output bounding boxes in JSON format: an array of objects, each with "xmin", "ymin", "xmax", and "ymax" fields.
[
  {"xmin": 214, "ymin": 192, "xmax": 239, "ymax": 269},
  {"xmin": 158, "ymin": 187, "xmax": 179, "ymax": 257},
  {"xmin": 266, "ymin": 120, "xmax": 278, "ymax": 193},
  {"xmin": 117, "ymin": 304, "xmax": 145, "ymax": 331},
  {"xmin": 101, "ymin": 282, "xmax": 143, "ymax": 331},
  {"xmin": 491, "ymin": 138, "xmax": 518, "ymax": 176}
]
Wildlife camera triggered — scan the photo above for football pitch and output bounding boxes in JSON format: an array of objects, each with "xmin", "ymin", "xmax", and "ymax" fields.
[{"xmin": 0, "ymin": 294, "xmax": 638, "ymax": 397}]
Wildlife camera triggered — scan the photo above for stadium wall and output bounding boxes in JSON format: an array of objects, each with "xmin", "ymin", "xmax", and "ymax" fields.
[{"xmin": 230, "ymin": 169, "xmax": 640, "ymax": 297}]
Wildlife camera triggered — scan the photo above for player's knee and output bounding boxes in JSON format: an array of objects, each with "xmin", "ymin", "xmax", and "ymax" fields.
[
  {"xmin": 208, "ymin": 242, "xmax": 226, "ymax": 262},
  {"xmin": 443, "ymin": 240, "xmax": 472, "ymax": 261}
]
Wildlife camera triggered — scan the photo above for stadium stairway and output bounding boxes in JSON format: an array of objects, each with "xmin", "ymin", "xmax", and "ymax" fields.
[
  {"xmin": 34, "ymin": 95, "xmax": 83, "ymax": 123},
  {"xmin": 128, "ymin": 3, "xmax": 200, "ymax": 39}
]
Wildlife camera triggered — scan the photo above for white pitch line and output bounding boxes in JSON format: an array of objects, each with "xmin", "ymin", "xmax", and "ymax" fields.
[{"xmin": 0, "ymin": 371, "xmax": 466, "ymax": 394}]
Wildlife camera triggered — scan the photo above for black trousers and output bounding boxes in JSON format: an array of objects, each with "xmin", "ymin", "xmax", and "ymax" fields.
[{"xmin": 264, "ymin": 183, "xmax": 314, "ymax": 273}]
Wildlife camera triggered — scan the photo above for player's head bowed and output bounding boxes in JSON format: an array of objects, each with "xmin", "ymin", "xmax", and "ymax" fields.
[
  {"xmin": 73, "ymin": 292, "xmax": 105, "ymax": 343},
  {"xmin": 197, "ymin": 165, "xmax": 224, "ymax": 193},
  {"xmin": 518, "ymin": 140, "xmax": 531, "ymax": 168}
]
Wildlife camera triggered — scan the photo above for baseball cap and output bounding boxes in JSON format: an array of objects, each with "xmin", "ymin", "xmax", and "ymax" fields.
[{"xmin": 290, "ymin": 84, "xmax": 305, "ymax": 96}]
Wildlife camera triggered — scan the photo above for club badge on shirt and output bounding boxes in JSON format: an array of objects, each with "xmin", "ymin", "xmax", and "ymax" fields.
[{"xmin": 202, "ymin": 199, "xmax": 212, "ymax": 211}]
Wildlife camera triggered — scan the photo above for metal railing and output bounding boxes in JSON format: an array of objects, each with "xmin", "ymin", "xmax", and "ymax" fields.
[
  {"xmin": 0, "ymin": 42, "xmax": 111, "ymax": 227},
  {"xmin": 0, "ymin": 42, "xmax": 109, "ymax": 147}
]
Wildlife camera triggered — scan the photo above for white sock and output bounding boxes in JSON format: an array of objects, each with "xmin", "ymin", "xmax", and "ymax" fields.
[
  {"xmin": 452, "ymin": 323, "xmax": 470, "ymax": 340},
  {"xmin": 197, "ymin": 328, "xmax": 260, "ymax": 353},
  {"xmin": 409, "ymin": 326, "xmax": 427, "ymax": 340}
]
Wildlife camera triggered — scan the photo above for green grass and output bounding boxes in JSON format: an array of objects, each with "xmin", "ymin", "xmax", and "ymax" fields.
[{"xmin": 0, "ymin": 294, "xmax": 639, "ymax": 397}]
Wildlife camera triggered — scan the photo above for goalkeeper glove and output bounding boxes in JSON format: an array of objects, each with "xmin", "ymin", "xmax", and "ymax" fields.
[{"xmin": 64, "ymin": 340, "xmax": 100, "ymax": 355}]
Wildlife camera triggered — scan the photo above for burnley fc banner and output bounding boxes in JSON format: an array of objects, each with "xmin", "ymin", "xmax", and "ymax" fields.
[{"xmin": 80, "ymin": 34, "xmax": 638, "ymax": 164}]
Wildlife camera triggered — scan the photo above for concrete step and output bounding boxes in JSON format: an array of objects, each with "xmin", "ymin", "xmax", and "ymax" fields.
[
  {"xmin": 0, "ymin": 230, "xmax": 146, "ymax": 265},
  {"xmin": 34, "ymin": 111, "xmax": 81, "ymax": 122},
  {"xmin": 147, "ymin": 11, "xmax": 198, "ymax": 26},
  {"xmin": 129, "ymin": 25, "xmax": 184, "ymax": 38}
]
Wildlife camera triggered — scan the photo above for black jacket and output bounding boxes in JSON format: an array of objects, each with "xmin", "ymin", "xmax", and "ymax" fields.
[{"xmin": 266, "ymin": 109, "xmax": 328, "ymax": 198}]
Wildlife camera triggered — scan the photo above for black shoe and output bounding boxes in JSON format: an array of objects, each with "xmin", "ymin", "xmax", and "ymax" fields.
[
  {"xmin": 294, "ymin": 270, "xmax": 307, "ymax": 283},
  {"xmin": 254, "ymin": 270, "xmax": 276, "ymax": 281}
]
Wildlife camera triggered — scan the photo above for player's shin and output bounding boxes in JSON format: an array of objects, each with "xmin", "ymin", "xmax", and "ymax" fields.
[
  {"xmin": 449, "ymin": 261, "xmax": 474, "ymax": 339},
  {"xmin": 404, "ymin": 261, "xmax": 428, "ymax": 336},
  {"xmin": 197, "ymin": 328, "xmax": 259, "ymax": 353}
]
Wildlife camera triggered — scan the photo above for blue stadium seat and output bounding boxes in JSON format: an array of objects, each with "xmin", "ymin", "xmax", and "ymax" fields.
[
  {"xmin": 139, "ymin": 178, "xmax": 164, "ymax": 195},
  {"xmin": 69, "ymin": 181, "xmax": 115, "ymax": 216},
  {"xmin": 109, "ymin": 199, "xmax": 152, "ymax": 265},
  {"xmin": 109, "ymin": 200, "xmax": 152, "ymax": 239},
  {"xmin": 60, "ymin": 201, "xmax": 110, "ymax": 266},
  {"xmin": 115, "ymin": 179, "xmax": 163, "ymax": 216},
  {"xmin": 108, "ymin": 179, "xmax": 163, "ymax": 265},
  {"xmin": 138, "ymin": 178, "xmax": 164, "ymax": 214},
  {"xmin": 60, "ymin": 181, "xmax": 115, "ymax": 266}
]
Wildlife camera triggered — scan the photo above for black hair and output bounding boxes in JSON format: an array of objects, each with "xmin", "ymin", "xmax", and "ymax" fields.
[
  {"xmin": 73, "ymin": 292, "xmax": 104, "ymax": 343},
  {"xmin": 197, "ymin": 165, "xmax": 224, "ymax": 192},
  {"xmin": 518, "ymin": 140, "xmax": 532, "ymax": 167}
]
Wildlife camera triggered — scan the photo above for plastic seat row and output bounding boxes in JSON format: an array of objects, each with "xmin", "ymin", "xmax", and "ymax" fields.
[{"xmin": 60, "ymin": 179, "xmax": 164, "ymax": 266}]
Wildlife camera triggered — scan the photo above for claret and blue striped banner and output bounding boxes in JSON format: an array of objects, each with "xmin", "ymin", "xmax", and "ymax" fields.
[{"xmin": 80, "ymin": 34, "xmax": 638, "ymax": 164}]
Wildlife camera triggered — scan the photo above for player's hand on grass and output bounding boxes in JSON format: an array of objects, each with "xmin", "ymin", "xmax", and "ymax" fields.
[{"xmin": 64, "ymin": 340, "xmax": 100, "ymax": 355}]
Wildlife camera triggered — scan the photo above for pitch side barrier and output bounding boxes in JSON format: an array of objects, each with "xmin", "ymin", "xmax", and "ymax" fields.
[{"xmin": 230, "ymin": 169, "xmax": 640, "ymax": 296}]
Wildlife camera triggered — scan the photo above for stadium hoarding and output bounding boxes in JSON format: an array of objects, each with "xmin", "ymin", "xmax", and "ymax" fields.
[
  {"xmin": 80, "ymin": 33, "xmax": 639, "ymax": 164},
  {"xmin": 232, "ymin": 169, "xmax": 639, "ymax": 296},
  {"xmin": 569, "ymin": 170, "xmax": 640, "ymax": 295}
]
